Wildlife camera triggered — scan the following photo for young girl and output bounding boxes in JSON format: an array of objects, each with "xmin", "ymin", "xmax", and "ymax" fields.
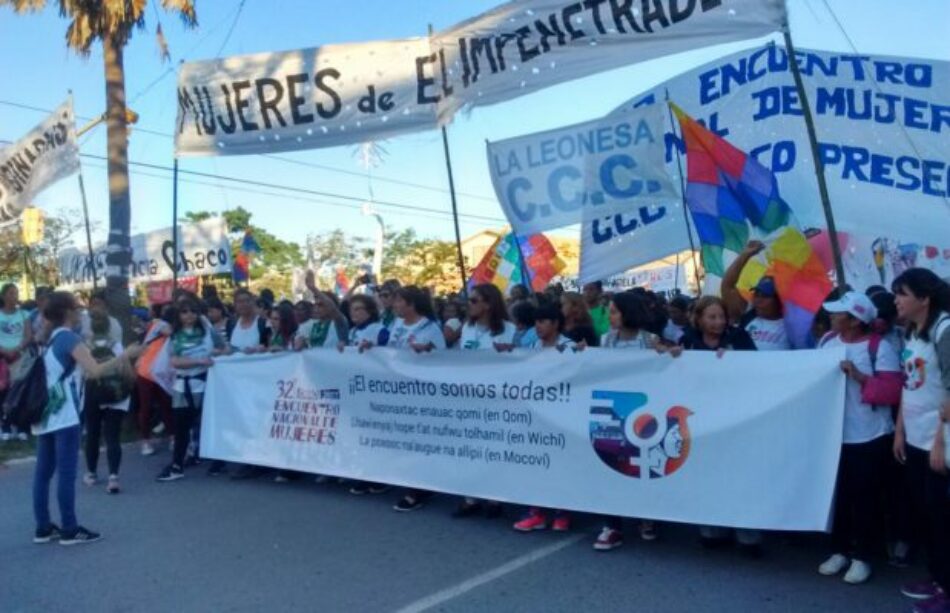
[
  {"xmin": 514, "ymin": 302, "xmax": 574, "ymax": 533},
  {"xmin": 454, "ymin": 284, "xmax": 515, "ymax": 518},
  {"xmin": 386, "ymin": 286, "xmax": 445, "ymax": 512},
  {"xmin": 268, "ymin": 302, "xmax": 298, "ymax": 352},
  {"xmin": 561, "ymin": 292, "xmax": 599, "ymax": 347},
  {"xmin": 679, "ymin": 296, "xmax": 762, "ymax": 556},
  {"xmin": 816, "ymin": 292, "xmax": 901, "ymax": 584},
  {"xmin": 82, "ymin": 312, "xmax": 133, "ymax": 494},
  {"xmin": 891, "ymin": 269, "xmax": 950, "ymax": 609},
  {"xmin": 157, "ymin": 298, "xmax": 215, "ymax": 482},
  {"xmin": 32, "ymin": 292, "xmax": 141, "ymax": 545},
  {"xmin": 595, "ymin": 292, "xmax": 665, "ymax": 551}
]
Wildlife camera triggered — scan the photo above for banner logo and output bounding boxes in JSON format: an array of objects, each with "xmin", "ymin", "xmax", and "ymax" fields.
[{"xmin": 589, "ymin": 390, "xmax": 692, "ymax": 479}]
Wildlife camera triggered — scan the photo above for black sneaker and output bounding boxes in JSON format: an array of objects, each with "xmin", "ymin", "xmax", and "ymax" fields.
[
  {"xmin": 33, "ymin": 523, "xmax": 62, "ymax": 544},
  {"xmin": 368, "ymin": 484, "xmax": 391, "ymax": 495},
  {"xmin": 156, "ymin": 464, "xmax": 184, "ymax": 482},
  {"xmin": 452, "ymin": 501, "xmax": 483, "ymax": 518},
  {"xmin": 207, "ymin": 461, "xmax": 227, "ymax": 476},
  {"xmin": 59, "ymin": 526, "xmax": 102, "ymax": 546},
  {"xmin": 394, "ymin": 496, "xmax": 425, "ymax": 512}
]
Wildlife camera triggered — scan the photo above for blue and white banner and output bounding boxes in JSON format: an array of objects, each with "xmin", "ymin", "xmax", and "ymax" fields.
[
  {"xmin": 618, "ymin": 45, "xmax": 950, "ymax": 248},
  {"xmin": 204, "ymin": 346, "xmax": 846, "ymax": 531},
  {"xmin": 487, "ymin": 105, "xmax": 679, "ymax": 238}
]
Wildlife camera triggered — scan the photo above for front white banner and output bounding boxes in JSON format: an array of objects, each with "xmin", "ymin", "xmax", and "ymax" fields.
[
  {"xmin": 0, "ymin": 98, "xmax": 79, "ymax": 222},
  {"xmin": 175, "ymin": 0, "xmax": 785, "ymax": 156},
  {"xmin": 616, "ymin": 45, "xmax": 950, "ymax": 248},
  {"xmin": 487, "ymin": 105, "xmax": 678, "ymax": 234},
  {"xmin": 57, "ymin": 217, "xmax": 232, "ymax": 289},
  {"xmin": 203, "ymin": 346, "xmax": 846, "ymax": 531}
]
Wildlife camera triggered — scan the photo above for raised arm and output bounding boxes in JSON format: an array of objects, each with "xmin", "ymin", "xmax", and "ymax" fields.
[{"xmin": 721, "ymin": 240, "xmax": 765, "ymax": 322}]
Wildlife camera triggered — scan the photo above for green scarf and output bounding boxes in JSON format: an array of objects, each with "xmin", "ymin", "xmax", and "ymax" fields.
[{"xmin": 309, "ymin": 320, "xmax": 331, "ymax": 347}]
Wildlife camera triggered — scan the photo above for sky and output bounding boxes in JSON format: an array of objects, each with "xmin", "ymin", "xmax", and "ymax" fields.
[{"xmin": 0, "ymin": 0, "xmax": 948, "ymax": 252}]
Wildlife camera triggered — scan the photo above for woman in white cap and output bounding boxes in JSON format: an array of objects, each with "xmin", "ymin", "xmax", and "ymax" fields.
[{"xmin": 817, "ymin": 291, "xmax": 902, "ymax": 584}]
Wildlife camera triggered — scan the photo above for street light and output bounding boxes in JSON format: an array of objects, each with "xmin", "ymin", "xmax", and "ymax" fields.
[{"xmin": 361, "ymin": 202, "xmax": 384, "ymax": 280}]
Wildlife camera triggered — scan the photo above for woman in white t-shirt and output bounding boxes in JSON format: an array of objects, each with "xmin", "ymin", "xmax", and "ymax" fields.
[
  {"xmin": 1, "ymin": 283, "xmax": 33, "ymax": 441},
  {"xmin": 816, "ymin": 292, "xmax": 901, "ymax": 585},
  {"xmin": 381, "ymin": 286, "xmax": 444, "ymax": 513},
  {"xmin": 595, "ymin": 292, "xmax": 667, "ymax": 552},
  {"xmin": 453, "ymin": 284, "xmax": 516, "ymax": 518},
  {"xmin": 344, "ymin": 295, "xmax": 389, "ymax": 352},
  {"xmin": 891, "ymin": 269, "xmax": 950, "ymax": 605}
]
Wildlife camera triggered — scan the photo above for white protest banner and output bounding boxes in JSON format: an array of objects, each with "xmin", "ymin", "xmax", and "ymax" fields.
[
  {"xmin": 487, "ymin": 105, "xmax": 678, "ymax": 234},
  {"xmin": 57, "ymin": 217, "xmax": 232, "ymax": 290},
  {"xmin": 0, "ymin": 98, "xmax": 79, "ymax": 222},
  {"xmin": 614, "ymin": 45, "xmax": 950, "ymax": 248},
  {"xmin": 203, "ymin": 346, "xmax": 845, "ymax": 531},
  {"xmin": 175, "ymin": 0, "xmax": 786, "ymax": 156}
]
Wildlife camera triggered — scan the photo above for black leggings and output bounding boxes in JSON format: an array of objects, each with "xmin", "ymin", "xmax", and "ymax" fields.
[
  {"xmin": 84, "ymin": 393, "xmax": 125, "ymax": 476},
  {"xmin": 906, "ymin": 445, "xmax": 950, "ymax": 592},
  {"xmin": 830, "ymin": 436, "xmax": 890, "ymax": 560},
  {"xmin": 173, "ymin": 408, "xmax": 200, "ymax": 468}
]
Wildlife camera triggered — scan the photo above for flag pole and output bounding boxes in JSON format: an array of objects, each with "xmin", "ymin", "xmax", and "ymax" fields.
[
  {"xmin": 664, "ymin": 90, "xmax": 703, "ymax": 293},
  {"xmin": 171, "ymin": 157, "xmax": 179, "ymax": 289},
  {"xmin": 76, "ymin": 167, "xmax": 98, "ymax": 290},
  {"xmin": 782, "ymin": 29, "xmax": 847, "ymax": 287},
  {"xmin": 429, "ymin": 24, "xmax": 467, "ymax": 295}
]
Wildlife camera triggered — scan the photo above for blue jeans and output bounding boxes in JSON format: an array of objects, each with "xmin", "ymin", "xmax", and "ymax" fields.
[{"xmin": 33, "ymin": 425, "xmax": 81, "ymax": 532}]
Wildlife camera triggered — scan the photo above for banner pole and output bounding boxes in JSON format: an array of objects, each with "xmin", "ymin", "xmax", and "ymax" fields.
[
  {"xmin": 172, "ymin": 157, "xmax": 179, "ymax": 289},
  {"xmin": 782, "ymin": 29, "xmax": 846, "ymax": 287},
  {"xmin": 429, "ymin": 24, "xmax": 468, "ymax": 295},
  {"xmin": 664, "ymin": 90, "xmax": 703, "ymax": 293},
  {"xmin": 76, "ymin": 168, "xmax": 98, "ymax": 290}
]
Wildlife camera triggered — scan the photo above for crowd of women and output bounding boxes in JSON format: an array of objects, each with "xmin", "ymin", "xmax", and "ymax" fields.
[{"xmin": 3, "ymin": 251, "xmax": 949, "ymax": 612}]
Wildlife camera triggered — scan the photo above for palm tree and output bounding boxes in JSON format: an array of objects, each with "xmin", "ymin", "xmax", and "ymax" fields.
[{"xmin": 1, "ymin": 0, "xmax": 197, "ymax": 336}]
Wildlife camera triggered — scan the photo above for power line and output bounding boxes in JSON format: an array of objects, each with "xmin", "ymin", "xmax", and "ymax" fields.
[
  {"xmin": 214, "ymin": 0, "xmax": 247, "ymax": 57},
  {"xmin": 0, "ymin": 98, "xmax": 497, "ymax": 202},
  {"xmin": 77, "ymin": 152, "xmax": 507, "ymax": 224}
]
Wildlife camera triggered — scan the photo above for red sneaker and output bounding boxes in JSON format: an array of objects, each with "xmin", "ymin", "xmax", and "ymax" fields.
[
  {"xmin": 513, "ymin": 510, "xmax": 547, "ymax": 532},
  {"xmin": 593, "ymin": 527, "xmax": 623, "ymax": 551},
  {"xmin": 551, "ymin": 515, "xmax": 571, "ymax": 532}
]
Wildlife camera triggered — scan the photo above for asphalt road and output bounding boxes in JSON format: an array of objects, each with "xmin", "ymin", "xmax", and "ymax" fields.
[{"xmin": 0, "ymin": 446, "xmax": 922, "ymax": 612}]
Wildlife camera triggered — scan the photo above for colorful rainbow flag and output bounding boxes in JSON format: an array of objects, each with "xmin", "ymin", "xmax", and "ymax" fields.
[
  {"xmin": 672, "ymin": 104, "xmax": 831, "ymax": 349},
  {"xmin": 334, "ymin": 267, "xmax": 350, "ymax": 295},
  {"xmin": 671, "ymin": 103, "xmax": 791, "ymax": 277},
  {"xmin": 469, "ymin": 232, "xmax": 565, "ymax": 293}
]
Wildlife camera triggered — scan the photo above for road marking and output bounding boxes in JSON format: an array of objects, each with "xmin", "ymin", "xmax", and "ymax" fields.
[{"xmin": 395, "ymin": 532, "xmax": 585, "ymax": 613}]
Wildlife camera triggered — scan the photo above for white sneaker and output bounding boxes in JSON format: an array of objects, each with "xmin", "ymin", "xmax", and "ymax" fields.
[
  {"xmin": 0, "ymin": 432, "xmax": 11, "ymax": 442},
  {"xmin": 15, "ymin": 431, "xmax": 28, "ymax": 441},
  {"xmin": 818, "ymin": 554, "xmax": 850, "ymax": 576},
  {"xmin": 843, "ymin": 559, "xmax": 872, "ymax": 584},
  {"xmin": 152, "ymin": 423, "xmax": 165, "ymax": 436},
  {"xmin": 140, "ymin": 442, "xmax": 156, "ymax": 456},
  {"xmin": 82, "ymin": 472, "xmax": 98, "ymax": 487}
]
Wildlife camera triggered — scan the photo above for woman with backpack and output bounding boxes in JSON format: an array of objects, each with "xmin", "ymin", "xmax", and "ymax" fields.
[
  {"xmin": 157, "ymin": 297, "xmax": 215, "ymax": 483},
  {"xmin": 82, "ymin": 311, "xmax": 134, "ymax": 494},
  {"xmin": 816, "ymin": 291, "xmax": 902, "ymax": 585},
  {"xmin": 28, "ymin": 292, "xmax": 141, "ymax": 545},
  {"xmin": 890, "ymin": 269, "xmax": 950, "ymax": 611}
]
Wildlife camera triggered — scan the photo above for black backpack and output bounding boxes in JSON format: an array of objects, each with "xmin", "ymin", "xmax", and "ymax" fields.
[
  {"xmin": 2, "ymin": 338, "xmax": 62, "ymax": 429},
  {"xmin": 86, "ymin": 337, "xmax": 132, "ymax": 405}
]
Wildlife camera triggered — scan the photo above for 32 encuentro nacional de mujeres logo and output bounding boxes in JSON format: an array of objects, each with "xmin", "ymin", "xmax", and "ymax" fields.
[{"xmin": 589, "ymin": 390, "xmax": 692, "ymax": 479}]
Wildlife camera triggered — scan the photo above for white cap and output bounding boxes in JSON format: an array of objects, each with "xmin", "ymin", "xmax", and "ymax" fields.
[{"xmin": 823, "ymin": 291, "xmax": 878, "ymax": 324}]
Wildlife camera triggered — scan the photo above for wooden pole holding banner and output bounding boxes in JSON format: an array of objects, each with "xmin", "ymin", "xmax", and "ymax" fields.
[
  {"xmin": 171, "ymin": 157, "xmax": 179, "ymax": 289},
  {"xmin": 664, "ymin": 90, "xmax": 703, "ymax": 294},
  {"xmin": 782, "ymin": 29, "xmax": 847, "ymax": 287},
  {"xmin": 76, "ymin": 168, "xmax": 99, "ymax": 290},
  {"xmin": 429, "ymin": 24, "xmax": 468, "ymax": 295}
]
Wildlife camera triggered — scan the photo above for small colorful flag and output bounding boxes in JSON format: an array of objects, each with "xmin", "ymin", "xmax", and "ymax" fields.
[
  {"xmin": 671, "ymin": 103, "xmax": 791, "ymax": 277},
  {"xmin": 469, "ymin": 232, "xmax": 566, "ymax": 293},
  {"xmin": 232, "ymin": 253, "xmax": 250, "ymax": 283},
  {"xmin": 334, "ymin": 267, "xmax": 350, "ymax": 295},
  {"xmin": 241, "ymin": 229, "xmax": 262, "ymax": 255}
]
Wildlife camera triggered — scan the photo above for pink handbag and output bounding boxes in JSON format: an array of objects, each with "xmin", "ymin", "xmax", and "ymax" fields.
[{"xmin": 860, "ymin": 335, "xmax": 903, "ymax": 407}]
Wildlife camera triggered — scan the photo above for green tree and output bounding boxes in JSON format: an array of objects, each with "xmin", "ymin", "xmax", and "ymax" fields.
[
  {"xmin": 0, "ymin": 207, "xmax": 94, "ymax": 288},
  {"xmin": 2, "ymin": 0, "xmax": 199, "ymax": 336}
]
